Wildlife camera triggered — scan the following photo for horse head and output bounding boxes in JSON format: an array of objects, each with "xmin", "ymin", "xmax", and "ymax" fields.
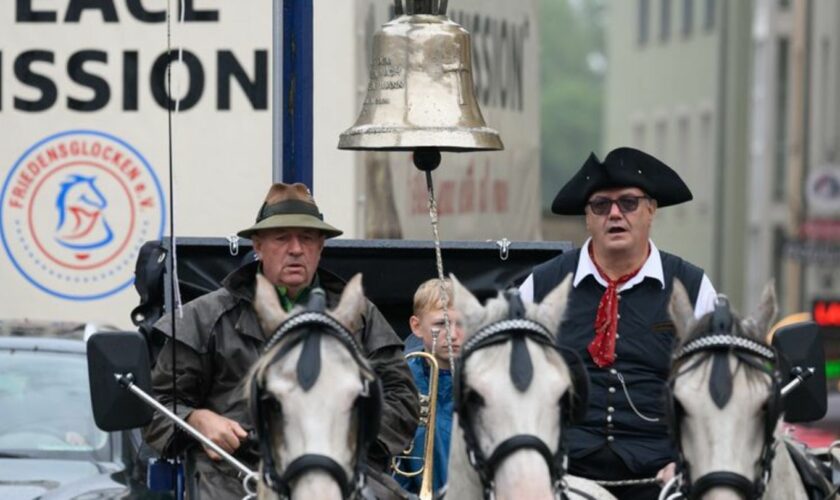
[
  {"xmin": 247, "ymin": 273, "xmax": 381, "ymax": 500},
  {"xmin": 667, "ymin": 280, "xmax": 784, "ymax": 500},
  {"xmin": 55, "ymin": 174, "xmax": 113, "ymax": 248},
  {"xmin": 447, "ymin": 275, "xmax": 611, "ymax": 500}
]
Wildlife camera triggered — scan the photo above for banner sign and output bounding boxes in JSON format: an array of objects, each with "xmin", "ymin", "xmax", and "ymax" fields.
[{"xmin": 0, "ymin": 1, "xmax": 271, "ymax": 325}]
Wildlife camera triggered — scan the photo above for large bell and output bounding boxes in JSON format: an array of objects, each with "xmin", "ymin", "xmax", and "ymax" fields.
[{"xmin": 338, "ymin": 0, "xmax": 503, "ymax": 152}]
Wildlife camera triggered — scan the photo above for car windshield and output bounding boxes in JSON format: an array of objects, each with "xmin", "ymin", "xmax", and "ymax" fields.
[{"xmin": 0, "ymin": 348, "xmax": 109, "ymax": 458}]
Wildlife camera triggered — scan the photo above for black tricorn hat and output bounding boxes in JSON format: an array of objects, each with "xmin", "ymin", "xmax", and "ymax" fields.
[{"xmin": 550, "ymin": 147, "xmax": 693, "ymax": 215}]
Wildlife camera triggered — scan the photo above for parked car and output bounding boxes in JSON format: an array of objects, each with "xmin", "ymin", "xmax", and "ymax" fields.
[{"xmin": 0, "ymin": 334, "xmax": 170, "ymax": 499}]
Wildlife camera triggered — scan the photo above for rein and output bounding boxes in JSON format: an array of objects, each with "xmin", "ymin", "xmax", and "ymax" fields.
[
  {"xmin": 249, "ymin": 291, "xmax": 381, "ymax": 500},
  {"xmin": 453, "ymin": 290, "xmax": 586, "ymax": 500},
  {"xmin": 665, "ymin": 297, "xmax": 782, "ymax": 500}
]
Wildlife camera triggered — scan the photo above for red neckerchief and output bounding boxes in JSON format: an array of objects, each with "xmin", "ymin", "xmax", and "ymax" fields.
[{"xmin": 587, "ymin": 245, "xmax": 648, "ymax": 368}]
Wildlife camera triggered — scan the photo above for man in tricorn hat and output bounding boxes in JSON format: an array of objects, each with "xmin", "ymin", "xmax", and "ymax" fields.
[
  {"xmin": 520, "ymin": 147, "xmax": 717, "ymax": 499},
  {"xmin": 143, "ymin": 183, "xmax": 419, "ymax": 499}
]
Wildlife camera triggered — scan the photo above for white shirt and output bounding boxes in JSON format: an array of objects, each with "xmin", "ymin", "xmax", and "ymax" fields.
[{"xmin": 519, "ymin": 238, "xmax": 717, "ymax": 319}]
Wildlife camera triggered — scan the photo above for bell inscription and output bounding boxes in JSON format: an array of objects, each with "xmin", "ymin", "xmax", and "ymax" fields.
[{"xmin": 367, "ymin": 56, "xmax": 405, "ymax": 98}]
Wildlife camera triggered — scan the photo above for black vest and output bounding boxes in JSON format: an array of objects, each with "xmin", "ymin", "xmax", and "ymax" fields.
[{"xmin": 533, "ymin": 248, "xmax": 703, "ymax": 475}]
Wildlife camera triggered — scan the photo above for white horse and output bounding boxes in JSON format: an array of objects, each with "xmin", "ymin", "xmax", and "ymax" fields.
[
  {"xmin": 249, "ymin": 273, "xmax": 397, "ymax": 500},
  {"xmin": 667, "ymin": 280, "xmax": 835, "ymax": 500},
  {"xmin": 447, "ymin": 275, "xmax": 616, "ymax": 500}
]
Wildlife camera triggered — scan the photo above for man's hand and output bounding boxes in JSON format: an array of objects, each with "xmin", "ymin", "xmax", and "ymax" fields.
[
  {"xmin": 656, "ymin": 462, "xmax": 676, "ymax": 485},
  {"xmin": 186, "ymin": 409, "xmax": 248, "ymax": 461}
]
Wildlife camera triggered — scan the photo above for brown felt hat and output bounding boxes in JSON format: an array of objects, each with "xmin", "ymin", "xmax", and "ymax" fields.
[{"xmin": 237, "ymin": 183, "xmax": 343, "ymax": 239}]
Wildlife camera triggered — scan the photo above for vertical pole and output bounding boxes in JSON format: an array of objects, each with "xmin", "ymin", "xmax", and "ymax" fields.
[
  {"xmin": 272, "ymin": 0, "xmax": 283, "ymax": 182},
  {"xmin": 784, "ymin": 0, "xmax": 810, "ymax": 312},
  {"xmin": 282, "ymin": 0, "xmax": 314, "ymax": 190}
]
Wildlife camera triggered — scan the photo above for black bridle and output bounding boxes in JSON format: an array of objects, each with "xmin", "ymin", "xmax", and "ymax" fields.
[
  {"xmin": 453, "ymin": 290, "xmax": 589, "ymax": 500},
  {"xmin": 249, "ymin": 290, "xmax": 382, "ymax": 500},
  {"xmin": 666, "ymin": 296, "xmax": 782, "ymax": 500}
]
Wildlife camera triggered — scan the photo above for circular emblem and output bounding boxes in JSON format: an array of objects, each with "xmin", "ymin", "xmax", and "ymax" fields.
[
  {"xmin": 1, "ymin": 130, "xmax": 165, "ymax": 300},
  {"xmin": 806, "ymin": 166, "xmax": 840, "ymax": 214}
]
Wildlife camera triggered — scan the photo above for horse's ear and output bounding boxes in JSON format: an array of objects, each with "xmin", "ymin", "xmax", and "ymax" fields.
[
  {"xmin": 254, "ymin": 274, "xmax": 288, "ymax": 336},
  {"xmin": 450, "ymin": 273, "xmax": 485, "ymax": 338},
  {"xmin": 743, "ymin": 280, "xmax": 778, "ymax": 340},
  {"xmin": 533, "ymin": 274, "xmax": 572, "ymax": 340},
  {"xmin": 330, "ymin": 273, "xmax": 366, "ymax": 332},
  {"xmin": 669, "ymin": 278, "xmax": 695, "ymax": 340}
]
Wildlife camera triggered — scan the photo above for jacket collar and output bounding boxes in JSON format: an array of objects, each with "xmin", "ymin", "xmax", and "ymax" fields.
[{"xmin": 574, "ymin": 238, "xmax": 665, "ymax": 291}]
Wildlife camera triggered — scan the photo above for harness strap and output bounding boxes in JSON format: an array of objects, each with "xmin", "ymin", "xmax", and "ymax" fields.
[
  {"xmin": 281, "ymin": 454, "xmax": 352, "ymax": 499},
  {"xmin": 485, "ymin": 434, "xmax": 558, "ymax": 480},
  {"xmin": 690, "ymin": 471, "xmax": 756, "ymax": 500}
]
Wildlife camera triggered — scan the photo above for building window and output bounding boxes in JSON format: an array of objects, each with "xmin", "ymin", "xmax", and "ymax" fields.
[
  {"xmin": 677, "ymin": 116, "xmax": 691, "ymax": 175},
  {"xmin": 639, "ymin": 0, "xmax": 650, "ymax": 45},
  {"xmin": 655, "ymin": 119, "xmax": 668, "ymax": 161},
  {"xmin": 703, "ymin": 0, "xmax": 716, "ymax": 32},
  {"xmin": 661, "ymin": 0, "xmax": 672, "ymax": 42},
  {"xmin": 682, "ymin": 0, "xmax": 694, "ymax": 37},
  {"xmin": 772, "ymin": 226, "xmax": 787, "ymax": 310},
  {"xmin": 699, "ymin": 112, "xmax": 712, "ymax": 163},
  {"xmin": 633, "ymin": 122, "xmax": 647, "ymax": 150},
  {"xmin": 774, "ymin": 38, "xmax": 790, "ymax": 202}
]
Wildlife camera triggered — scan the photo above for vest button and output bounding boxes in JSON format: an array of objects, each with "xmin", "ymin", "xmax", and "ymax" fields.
[
  {"xmin": 607, "ymin": 435, "xmax": 615, "ymax": 442},
  {"xmin": 607, "ymin": 406, "xmax": 615, "ymax": 413},
  {"xmin": 608, "ymin": 387, "xmax": 616, "ymax": 394}
]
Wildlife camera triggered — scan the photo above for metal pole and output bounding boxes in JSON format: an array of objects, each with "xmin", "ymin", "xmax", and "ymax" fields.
[
  {"xmin": 282, "ymin": 0, "xmax": 314, "ymax": 190},
  {"xmin": 117, "ymin": 373, "xmax": 256, "ymax": 479},
  {"xmin": 272, "ymin": 0, "xmax": 284, "ymax": 182}
]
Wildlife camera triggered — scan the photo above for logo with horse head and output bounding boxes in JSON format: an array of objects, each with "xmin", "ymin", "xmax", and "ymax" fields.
[{"xmin": 1, "ymin": 130, "xmax": 165, "ymax": 300}]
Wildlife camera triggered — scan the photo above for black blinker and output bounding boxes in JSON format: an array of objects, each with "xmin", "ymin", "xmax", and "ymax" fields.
[
  {"xmin": 708, "ymin": 352, "xmax": 733, "ymax": 409},
  {"xmin": 296, "ymin": 332, "xmax": 322, "ymax": 391},
  {"xmin": 510, "ymin": 336, "xmax": 534, "ymax": 392},
  {"xmin": 505, "ymin": 289, "xmax": 533, "ymax": 392}
]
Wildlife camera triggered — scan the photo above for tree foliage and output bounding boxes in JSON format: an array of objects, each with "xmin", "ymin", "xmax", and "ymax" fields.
[{"xmin": 539, "ymin": 0, "xmax": 605, "ymax": 210}]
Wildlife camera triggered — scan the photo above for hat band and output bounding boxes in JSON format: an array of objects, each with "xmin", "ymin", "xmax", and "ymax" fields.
[{"xmin": 257, "ymin": 200, "xmax": 323, "ymax": 222}]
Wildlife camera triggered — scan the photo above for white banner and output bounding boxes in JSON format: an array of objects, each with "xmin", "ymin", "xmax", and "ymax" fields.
[{"xmin": 0, "ymin": 1, "xmax": 271, "ymax": 326}]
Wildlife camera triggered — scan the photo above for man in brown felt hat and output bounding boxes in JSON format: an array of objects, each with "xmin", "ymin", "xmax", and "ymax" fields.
[
  {"xmin": 143, "ymin": 183, "xmax": 419, "ymax": 500},
  {"xmin": 520, "ymin": 147, "xmax": 718, "ymax": 499}
]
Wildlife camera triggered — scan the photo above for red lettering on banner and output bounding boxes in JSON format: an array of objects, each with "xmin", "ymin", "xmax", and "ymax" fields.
[
  {"xmin": 493, "ymin": 180, "xmax": 508, "ymax": 213},
  {"xmin": 437, "ymin": 181, "xmax": 456, "ymax": 215},
  {"xmin": 140, "ymin": 197, "xmax": 154, "ymax": 208},
  {"xmin": 459, "ymin": 163, "xmax": 475, "ymax": 213}
]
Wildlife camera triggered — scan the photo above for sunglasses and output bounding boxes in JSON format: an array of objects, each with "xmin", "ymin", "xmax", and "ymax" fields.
[{"xmin": 586, "ymin": 195, "xmax": 650, "ymax": 216}]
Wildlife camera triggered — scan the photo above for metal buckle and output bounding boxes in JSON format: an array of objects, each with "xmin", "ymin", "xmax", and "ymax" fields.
[
  {"xmin": 227, "ymin": 234, "xmax": 240, "ymax": 256},
  {"xmin": 495, "ymin": 238, "xmax": 511, "ymax": 261}
]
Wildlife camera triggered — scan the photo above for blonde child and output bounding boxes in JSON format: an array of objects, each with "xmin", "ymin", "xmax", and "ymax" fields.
[{"xmin": 395, "ymin": 278, "xmax": 464, "ymax": 496}]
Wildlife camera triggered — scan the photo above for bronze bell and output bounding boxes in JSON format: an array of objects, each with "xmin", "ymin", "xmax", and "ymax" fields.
[{"xmin": 338, "ymin": 0, "xmax": 503, "ymax": 153}]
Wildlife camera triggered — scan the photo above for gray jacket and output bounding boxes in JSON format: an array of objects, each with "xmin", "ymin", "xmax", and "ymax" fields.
[{"xmin": 143, "ymin": 261, "xmax": 418, "ymax": 498}]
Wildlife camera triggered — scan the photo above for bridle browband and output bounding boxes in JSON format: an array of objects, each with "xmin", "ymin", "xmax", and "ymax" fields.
[
  {"xmin": 249, "ymin": 290, "xmax": 381, "ymax": 500},
  {"xmin": 453, "ymin": 290, "xmax": 586, "ymax": 500},
  {"xmin": 666, "ymin": 295, "xmax": 782, "ymax": 500}
]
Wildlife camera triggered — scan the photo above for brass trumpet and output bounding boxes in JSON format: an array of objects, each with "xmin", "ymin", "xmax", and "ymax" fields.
[{"xmin": 392, "ymin": 351, "xmax": 440, "ymax": 500}]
